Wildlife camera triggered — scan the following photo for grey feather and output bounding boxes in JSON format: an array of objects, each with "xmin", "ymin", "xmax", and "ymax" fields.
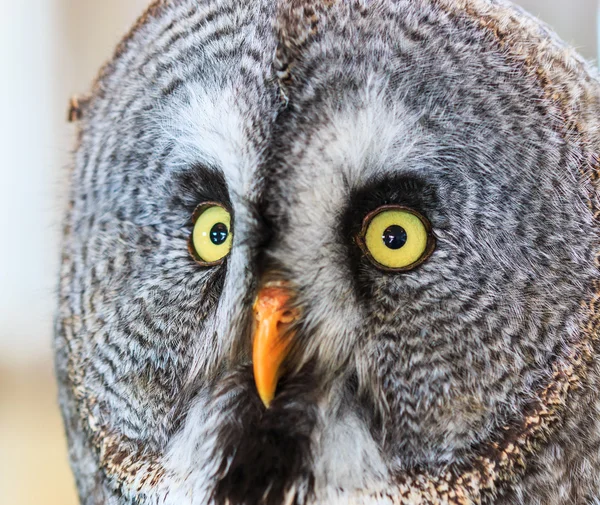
[{"xmin": 55, "ymin": 0, "xmax": 600, "ymax": 504}]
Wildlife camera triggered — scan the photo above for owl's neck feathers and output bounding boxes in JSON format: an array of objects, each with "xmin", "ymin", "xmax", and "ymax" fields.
[{"xmin": 91, "ymin": 320, "xmax": 597, "ymax": 505}]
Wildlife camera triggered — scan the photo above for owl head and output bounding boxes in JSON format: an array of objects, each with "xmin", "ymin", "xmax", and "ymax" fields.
[{"xmin": 56, "ymin": 1, "xmax": 600, "ymax": 504}]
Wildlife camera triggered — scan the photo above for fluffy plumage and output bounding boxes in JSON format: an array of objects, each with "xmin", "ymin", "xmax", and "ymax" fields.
[{"xmin": 56, "ymin": 0, "xmax": 600, "ymax": 504}]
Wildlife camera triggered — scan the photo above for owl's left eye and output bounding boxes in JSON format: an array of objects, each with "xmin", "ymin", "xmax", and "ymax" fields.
[
  {"xmin": 358, "ymin": 205, "xmax": 435, "ymax": 272},
  {"xmin": 188, "ymin": 203, "xmax": 233, "ymax": 266}
]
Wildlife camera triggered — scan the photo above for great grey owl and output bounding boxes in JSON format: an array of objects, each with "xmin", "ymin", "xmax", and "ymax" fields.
[{"xmin": 55, "ymin": 0, "xmax": 600, "ymax": 504}]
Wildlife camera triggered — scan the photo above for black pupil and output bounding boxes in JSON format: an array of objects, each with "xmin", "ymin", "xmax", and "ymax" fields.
[
  {"xmin": 383, "ymin": 225, "xmax": 407, "ymax": 250},
  {"xmin": 210, "ymin": 223, "xmax": 229, "ymax": 245}
]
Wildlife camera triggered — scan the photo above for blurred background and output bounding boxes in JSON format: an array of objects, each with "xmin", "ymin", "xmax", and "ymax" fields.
[{"xmin": 0, "ymin": 1, "xmax": 597, "ymax": 504}]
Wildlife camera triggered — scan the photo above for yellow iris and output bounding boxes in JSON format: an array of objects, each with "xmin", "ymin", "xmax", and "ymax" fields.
[
  {"xmin": 191, "ymin": 204, "xmax": 233, "ymax": 264},
  {"xmin": 363, "ymin": 208, "xmax": 430, "ymax": 270}
]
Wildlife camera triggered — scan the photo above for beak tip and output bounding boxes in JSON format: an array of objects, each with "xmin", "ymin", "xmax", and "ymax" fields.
[
  {"xmin": 260, "ymin": 395, "xmax": 273, "ymax": 409},
  {"xmin": 255, "ymin": 374, "xmax": 275, "ymax": 408}
]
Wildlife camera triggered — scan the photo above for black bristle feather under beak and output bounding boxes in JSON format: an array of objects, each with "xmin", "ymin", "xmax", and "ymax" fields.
[{"xmin": 210, "ymin": 366, "xmax": 319, "ymax": 505}]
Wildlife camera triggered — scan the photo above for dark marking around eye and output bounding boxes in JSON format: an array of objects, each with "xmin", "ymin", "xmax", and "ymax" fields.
[
  {"xmin": 210, "ymin": 223, "xmax": 229, "ymax": 245},
  {"xmin": 383, "ymin": 225, "xmax": 407, "ymax": 250}
]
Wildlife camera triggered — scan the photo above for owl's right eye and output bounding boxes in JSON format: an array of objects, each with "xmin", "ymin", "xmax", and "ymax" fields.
[
  {"xmin": 188, "ymin": 203, "xmax": 233, "ymax": 266},
  {"xmin": 357, "ymin": 205, "xmax": 435, "ymax": 272}
]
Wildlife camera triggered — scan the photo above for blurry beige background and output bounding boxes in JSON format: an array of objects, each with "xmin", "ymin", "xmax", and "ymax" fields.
[{"xmin": 0, "ymin": 1, "xmax": 597, "ymax": 505}]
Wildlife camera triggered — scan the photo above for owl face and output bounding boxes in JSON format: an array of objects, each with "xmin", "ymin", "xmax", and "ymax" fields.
[{"xmin": 56, "ymin": 1, "xmax": 600, "ymax": 504}]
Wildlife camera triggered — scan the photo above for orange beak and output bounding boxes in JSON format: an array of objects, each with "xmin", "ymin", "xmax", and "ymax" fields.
[{"xmin": 252, "ymin": 282, "xmax": 299, "ymax": 407}]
